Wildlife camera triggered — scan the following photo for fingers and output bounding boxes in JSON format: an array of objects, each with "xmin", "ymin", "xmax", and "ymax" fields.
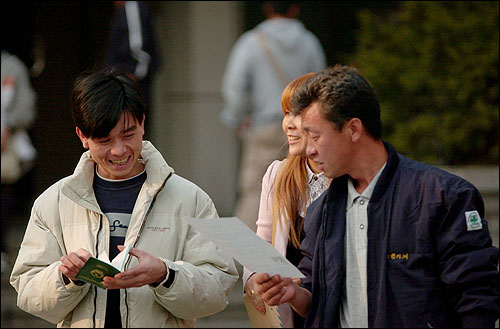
[
  {"xmin": 124, "ymin": 246, "xmax": 143, "ymax": 258},
  {"xmin": 74, "ymin": 248, "xmax": 92, "ymax": 262},
  {"xmin": 261, "ymin": 281, "xmax": 287, "ymax": 306},
  {"xmin": 256, "ymin": 274, "xmax": 281, "ymax": 294},
  {"xmin": 258, "ymin": 275, "xmax": 297, "ymax": 306},
  {"xmin": 103, "ymin": 250, "xmax": 167, "ymax": 289},
  {"xmin": 103, "ymin": 272, "xmax": 145, "ymax": 289},
  {"xmin": 103, "ymin": 265, "xmax": 161, "ymax": 289},
  {"xmin": 245, "ymin": 274, "xmax": 267, "ymax": 313},
  {"xmin": 254, "ymin": 272, "xmax": 272, "ymax": 286},
  {"xmin": 58, "ymin": 248, "xmax": 92, "ymax": 281},
  {"xmin": 249, "ymin": 291, "xmax": 267, "ymax": 314}
]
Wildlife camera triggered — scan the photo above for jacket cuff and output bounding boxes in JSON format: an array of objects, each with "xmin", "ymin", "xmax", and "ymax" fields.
[
  {"xmin": 461, "ymin": 310, "xmax": 497, "ymax": 328},
  {"xmin": 149, "ymin": 258, "xmax": 177, "ymax": 290},
  {"xmin": 60, "ymin": 273, "xmax": 87, "ymax": 291}
]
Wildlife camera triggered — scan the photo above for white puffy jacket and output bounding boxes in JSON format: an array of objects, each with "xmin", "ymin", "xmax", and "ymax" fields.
[{"xmin": 10, "ymin": 141, "xmax": 238, "ymax": 327}]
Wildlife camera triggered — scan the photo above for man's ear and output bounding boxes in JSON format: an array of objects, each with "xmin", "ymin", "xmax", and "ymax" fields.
[
  {"xmin": 347, "ymin": 118, "xmax": 363, "ymax": 142},
  {"xmin": 75, "ymin": 127, "xmax": 89, "ymax": 149},
  {"xmin": 140, "ymin": 114, "xmax": 145, "ymax": 137}
]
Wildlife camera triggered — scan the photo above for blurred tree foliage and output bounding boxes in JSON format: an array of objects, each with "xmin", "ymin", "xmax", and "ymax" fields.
[{"xmin": 350, "ymin": 1, "xmax": 499, "ymax": 165}]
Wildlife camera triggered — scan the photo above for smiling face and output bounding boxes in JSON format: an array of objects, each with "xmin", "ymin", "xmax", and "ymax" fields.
[
  {"xmin": 282, "ymin": 109, "xmax": 308, "ymax": 156},
  {"xmin": 76, "ymin": 112, "xmax": 145, "ymax": 180},
  {"xmin": 301, "ymin": 102, "xmax": 352, "ymax": 179}
]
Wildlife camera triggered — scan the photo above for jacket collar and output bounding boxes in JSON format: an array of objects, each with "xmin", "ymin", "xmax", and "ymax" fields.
[
  {"xmin": 369, "ymin": 141, "xmax": 400, "ymax": 204},
  {"xmin": 61, "ymin": 141, "xmax": 174, "ymax": 212}
]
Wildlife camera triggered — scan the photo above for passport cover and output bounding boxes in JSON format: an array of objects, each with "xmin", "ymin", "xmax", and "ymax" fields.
[
  {"xmin": 75, "ymin": 257, "xmax": 120, "ymax": 289},
  {"xmin": 74, "ymin": 245, "xmax": 131, "ymax": 289}
]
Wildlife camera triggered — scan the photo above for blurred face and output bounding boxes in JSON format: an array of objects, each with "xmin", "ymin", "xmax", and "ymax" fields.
[
  {"xmin": 76, "ymin": 113, "xmax": 145, "ymax": 180},
  {"xmin": 282, "ymin": 109, "xmax": 308, "ymax": 156},
  {"xmin": 301, "ymin": 102, "xmax": 351, "ymax": 178}
]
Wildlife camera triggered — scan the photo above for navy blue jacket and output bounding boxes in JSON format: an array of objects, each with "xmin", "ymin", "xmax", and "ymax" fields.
[{"xmin": 299, "ymin": 142, "xmax": 499, "ymax": 328}]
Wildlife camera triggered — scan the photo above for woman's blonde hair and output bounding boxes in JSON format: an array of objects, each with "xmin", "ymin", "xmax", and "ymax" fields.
[{"xmin": 272, "ymin": 72, "xmax": 315, "ymax": 248}]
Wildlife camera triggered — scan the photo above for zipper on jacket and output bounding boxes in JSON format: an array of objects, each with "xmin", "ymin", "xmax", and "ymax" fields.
[
  {"xmin": 317, "ymin": 203, "xmax": 328, "ymax": 328},
  {"xmin": 124, "ymin": 173, "xmax": 170, "ymax": 328},
  {"xmin": 92, "ymin": 286, "xmax": 98, "ymax": 328},
  {"xmin": 93, "ymin": 214, "xmax": 103, "ymax": 327}
]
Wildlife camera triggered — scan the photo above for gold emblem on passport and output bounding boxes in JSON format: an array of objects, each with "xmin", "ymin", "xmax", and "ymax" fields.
[{"xmin": 90, "ymin": 269, "xmax": 104, "ymax": 279}]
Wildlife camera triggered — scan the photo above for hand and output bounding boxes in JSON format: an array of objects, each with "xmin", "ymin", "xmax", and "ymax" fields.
[
  {"xmin": 235, "ymin": 118, "xmax": 252, "ymax": 138},
  {"xmin": 245, "ymin": 273, "xmax": 268, "ymax": 314},
  {"xmin": 258, "ymin": 274, "xmax": 311, "ymax": 318},
  {"xmin": 58, "ymin": 248, "xmax": 92, "ymax": 281},
  {"xmin": 102, "ymin": 245, "xmax": 167, "ymax": 289},
  {"xmin": 257, "ymin": 274, "xmax": 297, "ymax": 307}
]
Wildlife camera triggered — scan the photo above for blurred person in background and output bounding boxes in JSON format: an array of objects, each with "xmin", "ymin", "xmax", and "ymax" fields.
[
  {"xmin": 220, "ymin": 1, "xmax": 326, "ymax": 231},
  {"xmin": 242, "ymin": 72, "xmax": 330, "ymax": 328},
  {"xmin": 1, "ymin": 49, "xmax": 37, "ymax": 273},
  {"xmin": 105, "ymin": 1, "xmax": 159, "ymax": 137}
]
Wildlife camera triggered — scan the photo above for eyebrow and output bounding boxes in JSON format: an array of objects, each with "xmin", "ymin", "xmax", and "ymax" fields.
[
  {"xmin": 302, "ymin": 125, "xmax": 314, "ymax": 133},
  {"xmin": 123, "ymin": 125, "xmax": 137, "ymax": 133}
]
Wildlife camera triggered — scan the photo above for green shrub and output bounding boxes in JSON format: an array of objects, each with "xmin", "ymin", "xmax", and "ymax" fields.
[{"xmin": 350, "ymin": 1, "xmax": 499, "ymax": 165}]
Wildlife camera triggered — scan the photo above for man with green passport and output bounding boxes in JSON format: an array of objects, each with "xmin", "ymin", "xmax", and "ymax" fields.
[{"xmin": 10, "ymin": 70, "xmax": 238, "ymax": 327}]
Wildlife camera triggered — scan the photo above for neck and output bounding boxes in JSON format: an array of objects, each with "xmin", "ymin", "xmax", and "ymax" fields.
[{"xmin": 349, "ymin": 139, "xmax": 387, "ymax": 194}]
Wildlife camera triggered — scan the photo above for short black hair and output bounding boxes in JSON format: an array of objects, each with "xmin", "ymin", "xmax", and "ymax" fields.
[
  {"xmin": 291, "ymin": 64, "xmax": 382, "ymax": 140},
  {"xmin": 71, "ymin": 70, "xmax": 145, "ymax": 139}
]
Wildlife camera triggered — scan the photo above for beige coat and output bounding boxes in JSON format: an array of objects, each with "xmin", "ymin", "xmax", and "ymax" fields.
[{"xmin": 10, "ymin": 141, "xmax": 238, "ymax": 327}]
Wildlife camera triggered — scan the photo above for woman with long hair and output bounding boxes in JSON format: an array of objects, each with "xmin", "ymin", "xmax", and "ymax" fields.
[{"xmin": 242, "ymin": 72, "xmax": 330, "ymax": 327}]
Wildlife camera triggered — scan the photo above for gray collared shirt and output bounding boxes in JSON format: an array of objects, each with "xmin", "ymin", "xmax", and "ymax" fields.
[{"xmin": 339, "ymin": 163, "xmax": 386, "ymax": 328}]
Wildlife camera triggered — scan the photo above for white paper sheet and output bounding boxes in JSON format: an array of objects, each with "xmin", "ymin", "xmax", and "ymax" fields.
[
  {"xmin": 97, "ymin": 244, "xmax": 132, "ymax": 272},
  {"xmin": 184, "ymin": 216, "xmax": 304, "ymax": 278}
]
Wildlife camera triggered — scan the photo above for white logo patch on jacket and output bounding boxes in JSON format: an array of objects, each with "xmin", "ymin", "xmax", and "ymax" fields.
[{"xmin": 465, "ymin": 210, "xmax": 482, "ymax": 231}]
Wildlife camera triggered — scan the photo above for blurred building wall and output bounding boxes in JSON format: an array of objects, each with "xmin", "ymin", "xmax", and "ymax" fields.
[{"xmin": 150, "ymin": 1, "xmax": 243, "ymax": 216}]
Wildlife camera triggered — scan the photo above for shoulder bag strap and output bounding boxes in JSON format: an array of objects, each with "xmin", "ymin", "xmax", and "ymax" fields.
[{"xmin": 255, "ymin": 30, "xmax": 289, "ymax": 87}]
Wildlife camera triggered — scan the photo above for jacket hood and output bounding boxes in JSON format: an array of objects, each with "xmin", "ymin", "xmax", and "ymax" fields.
[
  {"xmin": 256, "ymin": 18, "xmax": 308, "ymax": 50},
  {"xmin": 61, "ymin": 140, "xmax": 174, "ymax": 211}
]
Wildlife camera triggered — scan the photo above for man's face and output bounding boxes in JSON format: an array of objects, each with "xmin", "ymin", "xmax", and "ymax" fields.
[
  {"xmin": 76, "ymin": 113, "xmax": 145, "ymax": 180},
  {"xmin": 301, "ymin": 102, "xmax": 351, "ymax": 179}
]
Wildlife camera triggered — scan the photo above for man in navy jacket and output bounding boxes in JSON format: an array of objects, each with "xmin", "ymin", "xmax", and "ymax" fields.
[{"xmin": 255, "ymin": 65, "xmax": 499, "ymax": 327}]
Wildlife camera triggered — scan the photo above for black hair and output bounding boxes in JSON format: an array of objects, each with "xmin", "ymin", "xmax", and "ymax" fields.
[
  {"xmin": 291, "ymin": 64, "xmax": 382, "ymax": 140},
  {"xmin": 71, "ymin": 70, "xmax": 145, "ymax": 139},
  {"xmin": 263, "ymin": 1, "xmax": 299, "ymax": 15}
]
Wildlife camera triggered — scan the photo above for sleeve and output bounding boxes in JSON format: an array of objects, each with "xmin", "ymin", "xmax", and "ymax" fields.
[
  {"xmin": 9, "ymin": 194, "xmax": 90, "ymax": 324},
  {"xmin": 149, "ymin": 190, "xmax": 239, "ymax": 319},
  {"xmin": 437, "ymin": 184, "xmax": 499, "ymax": 327},
  {"xmin": 138, "ymin": 1, "xmax": 158, "ymax": 77},
  {"xmin": 297, "ymin": 195, "xmax": 324, "ymax": 292},
  {"xmin": 242, "ymin": 160, "xmax": 281, "ymax": 285},
  {"xmin": 220, "ymin": 33, "xmax": 254, "ymax": 129},
  {"xmin": 302, "ymin": 31, "xmax": 327, "ymax": 73},
  {"xmin": 309, "ymin": 35, "xmax": 327, "ymax": 72},
  {"xmin": 105, "ymin": 3, "xmax": 135, "ymax": 73}
]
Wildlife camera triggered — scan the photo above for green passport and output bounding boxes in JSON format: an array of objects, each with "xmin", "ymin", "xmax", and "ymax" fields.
[{"xmin": 75, "ymin": 244, "xmax": 131, "ymax": 289}]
